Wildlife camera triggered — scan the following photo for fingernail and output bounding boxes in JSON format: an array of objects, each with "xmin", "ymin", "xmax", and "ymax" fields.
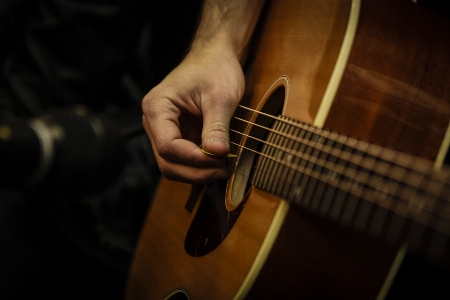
[{"xmin": 208, "ymin": 137, "xmax": 229, "ymax": 147}]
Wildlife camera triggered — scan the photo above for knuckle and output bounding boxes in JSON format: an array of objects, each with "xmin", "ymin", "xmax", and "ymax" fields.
[
  {"xmin": 204, "ymin": 122, "xmax": 229, "ymax": 136},
  {"xmin": 190, "ymin": 173, "xmax": 205, "ymax": 185},
  {"xmin": 157, "ymin": 144, "xmax": 172, "ymax": 161}
]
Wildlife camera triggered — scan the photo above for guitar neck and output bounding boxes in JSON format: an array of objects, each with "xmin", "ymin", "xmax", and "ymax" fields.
[{"xmin": 252, "ymin": 115, "xmax": 450, "ymax": 265}]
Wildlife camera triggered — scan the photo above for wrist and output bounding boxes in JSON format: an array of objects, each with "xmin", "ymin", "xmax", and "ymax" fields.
[{"xmin": 190, "ymin": 0, "xmax": 266, "ymax": 60}]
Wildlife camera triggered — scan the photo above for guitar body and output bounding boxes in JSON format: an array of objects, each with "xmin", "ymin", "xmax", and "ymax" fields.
[{"xmin": 126, "ymin": 0, "xmax": 450, "ymax": 299}]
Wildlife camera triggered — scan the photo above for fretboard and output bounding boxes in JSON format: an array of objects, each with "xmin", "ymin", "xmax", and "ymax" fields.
[{"xmin": 252, "ymin": 116, "xmax": 450, "ymax": 265}]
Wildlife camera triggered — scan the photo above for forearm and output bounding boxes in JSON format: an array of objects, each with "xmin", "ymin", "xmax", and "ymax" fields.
[{"xmin": 190, "ymin": 0, "xmax": 266, "ymax": 60}]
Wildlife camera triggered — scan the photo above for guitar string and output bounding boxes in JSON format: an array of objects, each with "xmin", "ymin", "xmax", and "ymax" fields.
[
  {"xmin": 236, "ymin": 105, "xmax": 448, "ymax": 182},
  {"xmin": 233, "ymin": 105, "xmax": 450, "ymax": 196},
  {"xmin": 227, "ymin": 106, "xmax": 450, "ymax": 230},
  {"xmin": 230, "ymin": 122, "xmax": 434, "ymax": 194},
  {"xmin": 230, "ymin": 137, "xmax": 440, "ymax": 212},
  {"xmin": 239, "ymin": 105, "xmax": 450, "ymax": 186},
  {"xmin": 234, "ymin": 108, "xmax": 448, "ymax": 216},
  {"xmin": 231, "ymin": 115, "xmax": 448, "ymax": 199},
  {"xmin": 229, "ymin": 140, "xmax": 450, "ymax": 234},
  {"xmin": 226, "ymin": 111, "xmax": 449, "ymax": 261},
  {"xmin": 230, "ymin": 120, "xmax": 448, "ymax": 203}
]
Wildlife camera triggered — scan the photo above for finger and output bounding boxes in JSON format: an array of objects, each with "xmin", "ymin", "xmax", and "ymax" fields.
[
  {"xmin": 200, "ymin": 96, "xmax": 237, "ymax": 157},
  {"xmin": 142, "ymin": 114, "xmax": 225, "ymax": 168},
  {"xmin": 161, "ymin": 138, "xmax": 227, "ymax": 167},
  {"xmin": 156, "ymin": 157, "xmax": 230, "ymax": 184},
  {"xmin": 144, "ymin": 123, "xmax": 230, "ymax": 184}
]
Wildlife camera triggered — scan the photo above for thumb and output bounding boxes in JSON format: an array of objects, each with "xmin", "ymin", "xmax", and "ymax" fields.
[{"xmin": 201, "ymin": 100, "xmax": 235, "ymax": 157}]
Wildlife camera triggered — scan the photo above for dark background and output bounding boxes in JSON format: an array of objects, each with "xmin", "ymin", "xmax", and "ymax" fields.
[{"xmin": 0, "ymin": 1, "xmax": 201, "ymax": 299}]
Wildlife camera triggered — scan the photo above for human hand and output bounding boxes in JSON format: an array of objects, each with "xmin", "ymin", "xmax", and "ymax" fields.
[{"xmin": 141, "ymin": 47, "xmax": 245, "ymax": 184}]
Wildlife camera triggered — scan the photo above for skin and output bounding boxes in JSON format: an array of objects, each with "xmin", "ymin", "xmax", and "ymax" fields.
[{"xmin": 142, "ymin": 0, "xmax": 266, "ymax": 184}]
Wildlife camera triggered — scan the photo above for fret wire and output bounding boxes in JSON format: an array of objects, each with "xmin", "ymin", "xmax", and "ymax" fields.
[
  {"xmin": 409, "ymin": 168, "xmax": 434, "ymax": 226},
  {"xmin": 382, "ymin": 151, "xmax": 411, "ymax": 244},
  {"xmin": 352, "ymin": 142, "xmax": 381, "ymax": 230},
  {"xmin": 325, "ymin": 132, "xmax": 347, "ymax": 221},
  {"xmin": 261, "ymin": 118, "xmax": 276, "ymax": 190},
  {"xmin": 394, "ymin": 186, "xmax": 434, "ymax": 230},
  {"xmin": 252, "ymin": 124, "xmax": 272, "ymax": 190},
  {"xmin": 256, "ymin": 149, "xmax": 270, "ymax": 190},
  {"xmin": 367, "ymin": 149, "xmax": 399, "ymax": 238},
  {"xmin": 315, "ymin": 129, "xmax": 337, "ymax": 216},
  {"xmin": 340, "ymin": 138, "xmax": 369, "ymax": 225},
  {"xmin": 277, "ymin": 121, "xmax": 301, "ymax": 199},
  {"xmin": 255, "ymin": 125, "xmax": 274, "ymax": 190},
  {"xmin": 305, "ymin": 149, "xmax": 320, "ymax": 212},
  {"xmin": 266, "ymin": 120, "xmax": 288, "ymax": 195},
  {"xmin": 298, "ymin": 130, "xmax": 316, "ymax": 209},
  {"xmin": 290, "ymin": 127, "xmax": 309, "ymax": 206},
  {"xmin": 268, "ymin": 122, "xmax": 287, "ymax": 196},
  {"xmin": 301, "ymin": 133, "xmax": 322, "ymax": 212},
  {"xmin": 251, "ymin": 137, "xmax": 265, "ymax": 189},
  {"xmin": 284, "ymin": 129, "xmax": 308, "ymax": 208},
  {"xmin": 397, "ymin": 157, "xmax": 438, "ymax": 225},
  {"xmin": 294, "ymin": 128, "xmax": 312, "ymax": 209},
  {"xmin": 363, "ymin": 147, "xmax": 395, "ymax": 213},
  {"xmin": 312, "ymin": 130, "xmax": 341, "ymax": 213},
  {"xmin": 314, "ymin": 132, "xmax": 330, "ymax": 214},
  {"xmin": 347, "ymin": 142, "xmax": 378, "ymax": 231}
]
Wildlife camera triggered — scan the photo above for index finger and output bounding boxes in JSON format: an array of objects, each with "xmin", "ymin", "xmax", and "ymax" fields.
[{"xmin": 142, "ymin": 113, "xmax": 225, "ymax": 168}]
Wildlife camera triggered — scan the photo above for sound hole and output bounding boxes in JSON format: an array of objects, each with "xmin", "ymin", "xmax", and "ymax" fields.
[
  {"xmin": 184, "ymin": 179, "xmax": 244, "ymax": 257},
  {"xmin": 228, "ymin": 85, "xmax": 286, "ymax": 209}
]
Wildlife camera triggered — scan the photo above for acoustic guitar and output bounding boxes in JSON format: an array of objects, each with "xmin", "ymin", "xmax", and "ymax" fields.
[{"xmin": 126, "ymin": 0, "xmax": 450, "ymax": 298}]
